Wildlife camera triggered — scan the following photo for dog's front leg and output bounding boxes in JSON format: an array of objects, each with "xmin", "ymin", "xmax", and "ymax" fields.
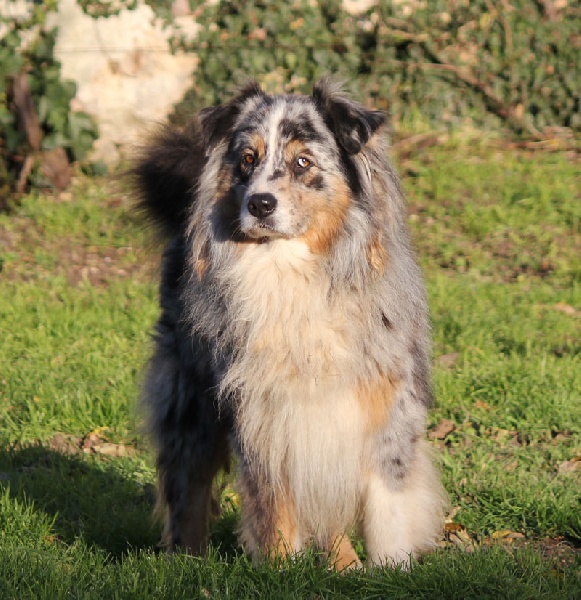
[
  {"xmin": 363, "ymin": 438, "xmax": 446, "ymax": 567},
  {"xmin": 159, "ymin": 471, "xmax": 213, "ymax": 555},
  {"xmin": 155, "ymin": 414, "xmax": 230, "ymax": 556},
  {"xmin": 237, "ymin": 460, "xmax": 303, "ymax": 561},
  {"xmin": 145, "ymin": 327, "xmax": 230, "ymax": 554}
]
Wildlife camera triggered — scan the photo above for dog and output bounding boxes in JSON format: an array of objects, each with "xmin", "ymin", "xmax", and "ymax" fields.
[{"xmin": 132, "ymin": 79, "xmax": 447, "ymax": 569}]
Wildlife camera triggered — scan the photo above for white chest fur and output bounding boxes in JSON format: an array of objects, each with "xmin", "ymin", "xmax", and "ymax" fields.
[
  {"xmin": 220, "ymin": 239, "xmax": 367, "ymax": 537},
  {"xmin": 219, "ymin": 239, "xmax": 357, "ymax": 392}
]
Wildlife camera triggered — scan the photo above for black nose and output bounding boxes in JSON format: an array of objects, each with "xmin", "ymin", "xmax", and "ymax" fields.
[{"xmin": 247, "ymin": 193, "xmax": 277, "ymax": 219}]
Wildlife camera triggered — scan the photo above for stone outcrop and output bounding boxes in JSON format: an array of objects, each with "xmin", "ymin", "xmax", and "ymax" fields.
[{"xmin": 46, "ymin": 0, "xmax": 198, "ymax": 165}]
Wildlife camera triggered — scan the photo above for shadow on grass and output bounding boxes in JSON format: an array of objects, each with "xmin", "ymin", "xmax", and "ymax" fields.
[
  {"xmin": 0, "ymin": 444, "xmax": 157, "ymax": 556},
  {"xmin": 0, "ymin": 444, "xmax": 241, "ymax": 558},
  {"xmin": 1, "ymin": 446, "xmax": 579, "ymax": 598}
]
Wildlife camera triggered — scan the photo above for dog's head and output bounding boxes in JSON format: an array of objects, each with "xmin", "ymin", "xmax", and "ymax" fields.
[{"xmin": 198, "ymin": 79, "xmax": 386, "ymax": 254}]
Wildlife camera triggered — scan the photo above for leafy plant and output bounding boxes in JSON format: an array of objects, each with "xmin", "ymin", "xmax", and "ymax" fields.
[
  {"xmin": 2, "ymin": 0, "xmax": 578, "ymax": 196},
  {"xmin": 0, "ymin": 3, "xmax": 98, "ymax": 197},
  {"xmin": 172, "ymin": 0, "xmax": 580, "ymax": 140},
  {"xmin": 173, "ymin": 0, "xmax": 364, "ymax": 117}
]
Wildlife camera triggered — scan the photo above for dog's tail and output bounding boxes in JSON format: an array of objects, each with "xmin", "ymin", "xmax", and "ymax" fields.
[{"xmin": 130, "ymin": 120, "xmax": 205, "ymax": 237}]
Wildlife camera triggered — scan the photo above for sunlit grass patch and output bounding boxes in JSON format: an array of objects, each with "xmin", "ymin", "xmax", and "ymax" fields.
[{"xmin": 0, "ymin": 145, "xmax": 579, "ymax": 598}]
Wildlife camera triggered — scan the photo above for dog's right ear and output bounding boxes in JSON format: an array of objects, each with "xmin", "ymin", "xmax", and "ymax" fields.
[{"xmin": 199, "ymin": 82, "xmax": 264, "ymax": 153}]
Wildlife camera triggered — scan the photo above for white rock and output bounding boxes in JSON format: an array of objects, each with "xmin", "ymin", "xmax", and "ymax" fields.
[
  {"xmin": 342, "ymin": 0, "xmax": 376, "ymax": 13},
  {"xmin": 46, "ymin": 0, "xmax": 198, "ymax": 165}
]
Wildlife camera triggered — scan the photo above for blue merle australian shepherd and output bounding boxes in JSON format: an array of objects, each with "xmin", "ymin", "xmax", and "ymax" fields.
[{"xmin": 132, "ymin": 79, "xmax": 447, "ymax": 570}]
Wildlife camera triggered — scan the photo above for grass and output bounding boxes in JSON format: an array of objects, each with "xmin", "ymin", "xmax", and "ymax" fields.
[{"xmin": 0, "ymin": 139, "xmax": 579, "ymax": 598}]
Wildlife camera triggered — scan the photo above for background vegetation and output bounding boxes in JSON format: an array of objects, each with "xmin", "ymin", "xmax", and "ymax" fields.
[
  {"xmin": 1, "ymin": 0, "xmax": 580, "ymax": 195},
  {"xmin": 0, "ymin": 1, "xmax": 98, "ymax": 199},
  {"xmin": 176, "ymin": 0, "xmax": 581, "ymax": 141}
]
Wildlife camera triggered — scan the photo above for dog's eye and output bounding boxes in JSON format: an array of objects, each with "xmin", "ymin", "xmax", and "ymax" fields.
[
  {"xmin": 242, "ymin": 153, "xmax": 255, "ymax": 167},
  {"xmin": 296, "ymin": 157, "xmax": 311, "ymax": 169},
  {"xmin": 240, "ymin": 153, "xmax": 256, "ymax": 179}
]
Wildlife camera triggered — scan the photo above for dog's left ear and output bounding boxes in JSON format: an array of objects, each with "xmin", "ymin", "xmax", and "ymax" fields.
[
  {"xmin": 313, "ymin": 78, "xmax": 385, "ymax": 155},
  {"xmin": 199, "ymin": 81, "xmax": 264, "ymax": 153}
]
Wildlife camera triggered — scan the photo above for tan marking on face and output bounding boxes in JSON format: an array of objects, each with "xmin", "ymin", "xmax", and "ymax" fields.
[
  {"xmin": 357, "ymin": 372, "xmax": 398, "ymax": 432},
  {"xmin": 367, "ymin": 232, "xmax": 387, "ymax": 275},
  {"xmin": 248, "ymin": 133, "xmax": 266, "ymax": 160},
  {"xmin": 283, "ymin": 139, "xmax": 308, "ymax": 164},
  {"xmin": 299, "ymin": 177, "xmax": 351, "ymax": 254},
  {"xmin": 302, "ymin": 166, "xmax": 323, "ymax": 188}
]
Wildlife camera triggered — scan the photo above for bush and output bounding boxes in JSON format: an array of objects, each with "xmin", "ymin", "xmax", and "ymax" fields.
[
  {"xmin": 174, "ymin": 0, "xmax": 580, "ymax": 140},
  {"xmin": 0, "ymin": 3, "xmax": 98, "ymax": 197},
  {"xmin": 1, "ymin": 0, "xmax": 578, "ymax": 196}
]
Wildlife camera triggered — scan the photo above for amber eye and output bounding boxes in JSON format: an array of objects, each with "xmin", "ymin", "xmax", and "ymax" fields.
[
  {"xmin": 296, "ymin": 156, "xmax": 311, "ymax": 169},
  {"xmin": 242, "ymin": 153, "xmax": 255, "ymax": 166}
]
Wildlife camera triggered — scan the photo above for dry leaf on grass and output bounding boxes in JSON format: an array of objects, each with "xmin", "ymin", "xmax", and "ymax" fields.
[
  {"xmin": 81, "ymin": 431, "xmax": 132, "ymax": 457},
  {"xmin": 92, "ymin": 442, "xmax": 131, "ymax": 457},
  {"xmin": 447, "ymin": 527, "xmax": 475, "ymax": 553},
  {"xmin": 557, "ymin": 457, "xmax": 581, "ymax": 474},
  {"xmin": 491, "ymin": 530, "xmax": 525, "ymax": 541},
  {"xmin": 553, "ymin": 302, "xmax": 578, "ymax": 316},
  {"xmin": 435, "ymin": 352, "xmax": 459, "ymax": 369},
  {"xmin": 443, "ymin": 516, "xmax": 475, "ymax": 553},
  {"xmin": 428, "ymin": 418, "xmax": 456, "ymax": 440}
]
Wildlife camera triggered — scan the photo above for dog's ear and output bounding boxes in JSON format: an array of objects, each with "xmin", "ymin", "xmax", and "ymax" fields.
[
  {"xmin": 312, "ymin": 78, "xmax": 385, "ymax": 155},
  {"xmin": 199, "ymin": 81, "xmax": 264, "ymax": 153}
]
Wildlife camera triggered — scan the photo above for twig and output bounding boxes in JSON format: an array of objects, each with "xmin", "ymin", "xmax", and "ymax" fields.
[
  {"xmin": 497, "ymin": 0, "xmax": 514, "ymax": 56},
  {"xmin": 398, "ymin": 50, "xmax": 543, "ymax": 139},
  {"xmin": 16, "ymin": 154, "xmax": 35, "ymax": 194},
  {"xmin": 13, "ymin": 71, "xmax": 43, "ymax": 151}
]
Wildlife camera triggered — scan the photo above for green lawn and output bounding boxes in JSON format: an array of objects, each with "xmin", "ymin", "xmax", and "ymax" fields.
[{"xmin": 0, "ymin": 140, "xmax": 579, "ymax": 598}]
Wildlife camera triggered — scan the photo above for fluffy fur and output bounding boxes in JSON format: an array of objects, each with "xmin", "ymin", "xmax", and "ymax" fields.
[{"xmin": 133, "ymin": 79, "xmax": 447, "ymax": 569}]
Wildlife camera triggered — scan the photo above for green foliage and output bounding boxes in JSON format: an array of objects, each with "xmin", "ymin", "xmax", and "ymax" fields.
[
  {"xmin": 172, "ymin": 0, "xmax": 580, "ymax": 139},
  {"xmin": 0, "ymin": 4, "xmax": 98, "ymax": 193},
  {"xmin": 174, "ymin": 0, "xmax": 366, "ymax": 117},
  {"xmin": 23, "ymin": 30, "xmax": 97, "ymax": 160},
  {"xmin": 369, "ymin": 0, "xmax": 581, "ymax": 136},
  {"xmin": 2, "ymin": 0, "xmax": 577, "ymax": 194}
]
